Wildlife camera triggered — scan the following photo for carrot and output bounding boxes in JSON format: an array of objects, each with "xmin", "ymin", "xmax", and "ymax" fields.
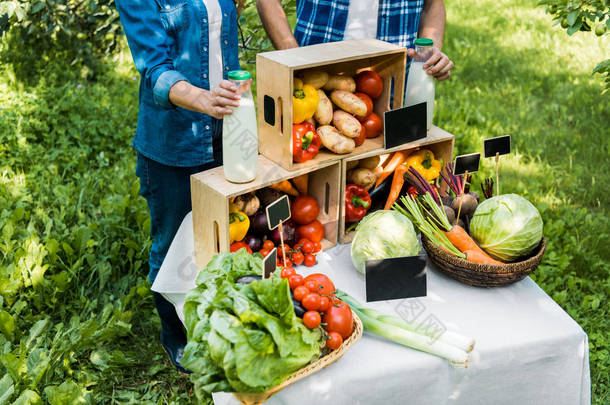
[
  {"xmin": 443, "ymin": 225, "xmax": 503, "ymax": 265},
  {"xmin": 375, "ymin": 151, "xmax": 407, "ymax": 188},
  {"xmin": 384, "ymin": 163, "xmax": 408, "ymax": 210},
  {"xmin": 292, "ymin": 174, "xmax": 309, "ymax": 195},
  {"xmin": 269, "ymin": 180, "xmax": 299, "ymax": 197}
]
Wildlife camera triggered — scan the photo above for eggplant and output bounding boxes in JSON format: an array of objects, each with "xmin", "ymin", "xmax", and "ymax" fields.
[
  {"xmin": 269, "ymin": 219, "xmax": 297, "ymax": 246},
  {"xmin": 290, "ymin": 290, "xmax": 306, "ymax": 318},
  {"xmin": 236, "ymin": 275, "xmax": 262, "ymax": 285},
  {"xmin": 243, "ymin": 235, "xmax": 262, "ymax": 252},
  {"xmin": 368, "ymin": 175, "xmax": 393, "ymax": 212},
  {"xmin": 249, "ymin": 210, "xmax": 269, "ymax": 236}
]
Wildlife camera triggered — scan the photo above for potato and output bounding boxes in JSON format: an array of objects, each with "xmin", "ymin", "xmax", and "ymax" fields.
[
  {"xmin": 347, "ymin": 168, "xmax": 377, "ymax": 190},
  {"xmin": 332, "ymin": 110, "xmax": 362, "ymax": 139},
  {"xmin": 330, "ymin": 90, "xmax": 368, "ymax": 117},
  {"xmin": 317, "ymin": 125, "xmax": 355, "ymax": 154},
  {"xmin": 346, "ymin": 161, "xmax": 359, "ymax": 170},
  {"xmin": 314, "ymin": 90, "xmax": 333, "ymax": 125},
  {"xmin": 301, "ymin": 70, "xmax": 329, "ymax": 89},
  {"xmin": 323, "ymin": 75, "xmax": 356, "ymax": 92},
  {"xmin": 358, "ymin": 156, "xmax": 380, "ymax": 170}
]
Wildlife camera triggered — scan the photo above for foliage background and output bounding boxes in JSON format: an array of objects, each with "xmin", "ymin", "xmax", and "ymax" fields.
[{"xmin": 0, "ymin": 0, "xmax": 608, "ymax": 404}]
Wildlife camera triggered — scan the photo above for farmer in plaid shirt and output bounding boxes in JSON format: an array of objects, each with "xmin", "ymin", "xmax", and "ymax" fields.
[{"xmin": 257, "ymin": 0, "xmax": 454, "ymax": 81}]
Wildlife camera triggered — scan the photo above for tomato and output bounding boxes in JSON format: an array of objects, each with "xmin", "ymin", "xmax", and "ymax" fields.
[
  {"xmin": 303, "ymin": 311, "xmax": 321, "ymax": 329},
  {"xmin": 259, "ymin": 248, "xmax": 270, "ymax": 257},
  {"xmin": 318, "ymin": 296, "xmax": 331, "ymax": 312},
  {"xmin": 303, "ymin": 273, "xmax": 335, "ymax": 296},
  {"xmin": 312, "ymin": 241, "xmax": 322, "ymax": 253},
  {"xmin": 302, "ymin": 293, "xmax": 321, "ymax": 311},
  {"xmin": 354, "ymin": 92, "xmax": 374, "ymax": 119},
  {"xmin": 300, "ymin": 239, "xmax": 314, "ymax": 254},
  {"xmin": 355, "ymin": 70, "xmax": 383, "ymax": 99},
  {"xmin": 291, "ymin": 196, "xmax": 320, "ymax": 225},
  {"xmin": 288, "ymin": 274, "xmax": 304, "ymax": 289},
  {"xmin": 323, "ymin": 300, "xmax": 353, "ymax": 339},
  {"xmin": 262, "ymin": 240, "xmax": 275, "ymax": 250},
  {"xmin": 281, "ymin": 267, "xmax": 296, "ymax": 279},
  {"xmin": 362, "ymin": 112, "xmax": 382, "ymax": 138},
  {"xmin": 230, "ymin": 242, "xmax": 252, "ymax": 254},
  {"xmin": 304, "ymin": 253, "xmax": 317, "ymax": 267},
  {"xmin": 304, "ymin": 280, "xmax": 318, "ymax": 292},
  {"xmin": 296, "ymin": 220, "xmax": 325, "ymax": 243},
  {"xmin": 292, "ymin": 251, "xmax": 305, "ymax": 266},
  {"xmin": 326, "ymin": 331, "xmax": 343, "ymax": 350},
  {"xmin": 278, "ymin": 258, "xmax": 293, "ymax": 268},
  {"xmin": 353, "ymin": 123, "xmax": 366, "ymax": 147},
  {"xmin": 293, "ymin": 285, "xmax": 309, "ymax": 301}
]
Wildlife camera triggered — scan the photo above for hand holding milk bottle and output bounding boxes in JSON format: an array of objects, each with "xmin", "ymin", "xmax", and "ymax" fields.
[
  {"xmin": 405, "ymin": 38, "xmax": 435, "ymax": 130},
  {"xmin": 222, "ymin": 70, "xmax": 258, "ymax": 183}
]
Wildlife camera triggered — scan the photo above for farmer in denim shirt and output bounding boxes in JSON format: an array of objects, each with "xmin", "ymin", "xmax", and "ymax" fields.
[{"xmin": 116, "ymin": 0, "xmax": 244, "ymax": 373}]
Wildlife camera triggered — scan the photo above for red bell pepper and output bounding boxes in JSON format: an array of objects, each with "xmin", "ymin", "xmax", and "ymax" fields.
[
  {"xmin": 345, "ymin": 184, "xmax": 372, "ymax": 223},
  {"xmin": 293, "ymin": 122, "xmax": 321, "ymax": 163}
]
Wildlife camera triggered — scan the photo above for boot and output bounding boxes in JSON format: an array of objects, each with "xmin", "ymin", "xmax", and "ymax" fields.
[{"xmin": 152, "ymin": 292, "xmax": 191, "ymax": 374}]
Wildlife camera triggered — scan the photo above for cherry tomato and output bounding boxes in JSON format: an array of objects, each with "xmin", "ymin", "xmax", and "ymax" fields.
[
  {"xmin": 304, "ymin": 280, "xmax": 318, "ymax": 292},
  {"xmin": 291, "ymin": 196, "xmax": 320, "ymax": 225},
  {"xmin": 300, "ymin": 239, "xmax": 314, "ymax": 254},
  {"xmin": 303, "ymin": 311, "xmax": 321, "ymax": 329},
  {"xmin": 292, "ymin": 251, "xmax": 305, "ymax": 266},
  {"xmin": 362, "ymin": 112, "xmax": 383, "ymax": 138},
  {"xmin": 302, "ymin": 293, "xmax": 321, "ymax": 311},
  {"xmin": 280, "ymin": 258, "xmax": 293, "ymax": 268},
  {"xmin": 318, "ymin": 296, "xmax": 331, "ymax": 312},
  {"xmin": 262, "ymin": 240, "xmax": 275, "ymax": 250},
  {"xmin": 230, "ymin": 242, "xmax": 252, "ymax": 254},
  {"xmin": 312, "ymin": 241, "xmax": 322, "ymax": 253},
  {"xmin": 353, "ymin": 123, "xmax": 366, "ymax": 147},
  {"xmin": 281, "ymin": 267, "xmax": 296, "ymax": 279},
  {"xmin": 354, "ymin": 92, "xmax": 374, "ymax": 119},
  {"xmin": 296, "ymin": 220, "xmax": 325, "ymax": 243},
  {"xmin": 304, "ymin": 253, "xmax": 317, "ymax": 267},
  {"xmin": 326, "ymin": 331, "xmax": 343, "ymax": 350},
  {"xmin": 323, "ymin": 300, "xmax": 353, "ymax": 339},
  {"xmin": 293, "ymin": 285, "xmax": 309, "ymax": 301},
  {"xmin": 259, "ymin": 248, "xmax": 270, "ymax": 257},
  {"xmin": 355, "ymin": 70, "xmax": 383, "ymax": 99},
  {"xmin": 288, "ymin": 274, "xmax": 304, "ymax": 289},
  {"xmin": 303, "ymin": 273, "xmax": 335, "ymax": 296}
]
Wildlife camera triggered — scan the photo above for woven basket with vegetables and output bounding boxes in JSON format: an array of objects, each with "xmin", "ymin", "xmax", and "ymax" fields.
[{"xmin": 181, "ymin": 250, "xmax": 362, "ymax": 405}]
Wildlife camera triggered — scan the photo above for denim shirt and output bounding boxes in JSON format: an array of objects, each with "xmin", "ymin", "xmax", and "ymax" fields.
[{"xmin": 116, "ymin": 0, "xmax": 240, "ymax": 167}]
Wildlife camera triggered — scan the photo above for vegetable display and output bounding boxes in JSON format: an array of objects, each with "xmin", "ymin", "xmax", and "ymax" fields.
[
  {"xmin": 470, "ymin": 194, "xmax": 543, "ymax": 261},
  {"xmin": 181, "ymin": 250, "xmax": 323, "ymax": 397},
  {"xmin": 350, "ymin": 210, "xmax": 420, "ymax": 274}
]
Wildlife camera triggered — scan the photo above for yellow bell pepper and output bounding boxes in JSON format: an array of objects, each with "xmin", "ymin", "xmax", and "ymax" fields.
[
  {"xmin": 293, "ymin": 78, "xmax": 319, "ymax": 124},
  {"xmin": 229, "ymin": 203, "xmax": 249, "ymax": 243},
  {"xmin": 404, "ymin": 149, "xmax": 442, "ymax": 182}
]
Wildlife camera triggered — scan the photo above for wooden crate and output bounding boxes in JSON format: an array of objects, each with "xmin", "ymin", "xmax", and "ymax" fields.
[
  {"xmin": 257, "ymin": 39, "xmax": 407, "ymax": 171},
  {"xmin": 191, "ymin": 156, "xmax": 341, "ymax": 269},
  {"xmin": 339, "ymin": 125, "xmax": 455, "ymax": 244}
]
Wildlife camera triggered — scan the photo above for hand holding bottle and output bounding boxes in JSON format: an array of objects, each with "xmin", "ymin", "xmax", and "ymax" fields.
[{"xmin": 407, "ymin": 47, "xmax": 454, "ymax": 81}]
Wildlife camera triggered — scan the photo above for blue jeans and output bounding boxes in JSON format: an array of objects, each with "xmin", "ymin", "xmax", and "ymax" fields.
[{"xmin": 136, "ymin": 129, "xmax": 222, "ymax": 283}]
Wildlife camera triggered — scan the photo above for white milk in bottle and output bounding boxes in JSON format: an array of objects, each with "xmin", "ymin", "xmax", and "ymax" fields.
[
  {"xmin": 222, "ymin": 70, "xmax": 258, "ymax": 183},
  {"xmin": 405, "ymin": 38, "xmax": 435, "ymax": 130}
]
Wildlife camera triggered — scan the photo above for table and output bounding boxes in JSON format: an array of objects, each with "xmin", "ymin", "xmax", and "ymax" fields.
[{"xmin": 152, "ymin": 213, "xmax": 590, "ymax": 405}]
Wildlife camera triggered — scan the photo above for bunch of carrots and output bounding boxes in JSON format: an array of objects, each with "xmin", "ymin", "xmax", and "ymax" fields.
[{"xmin": 394, "ymin": 192, "xmax": 503, "ymax": 266}]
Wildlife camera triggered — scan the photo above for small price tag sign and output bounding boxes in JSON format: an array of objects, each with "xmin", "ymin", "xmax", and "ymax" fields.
[
  {"xmin": 453, "ymin": 153, "xmax": 481, "ymax": 176},
  {"xmin": 484, "ymin": 135, "xmax": 511, "ymax": 158},
  {"xmin": 365, "ymin": 254, "xmax": 427, "ymax": 302},
  {"xmin": 383, "ymin": 103, "xmax": 427, "ymax": 149},
  {"xmin": 262, "ymin": 248, "xmax": 277, "ymax": 279},
  {"xmin": 266, "ymin": 195, "xmax": 291, "ymax": 230}
]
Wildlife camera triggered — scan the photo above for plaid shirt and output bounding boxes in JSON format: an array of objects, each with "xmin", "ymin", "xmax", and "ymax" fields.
[{"xmin": 295, "ymin": 0, "xmax": 425, "ymax": 49}]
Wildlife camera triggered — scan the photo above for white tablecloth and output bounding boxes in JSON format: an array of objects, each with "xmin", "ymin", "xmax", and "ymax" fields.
[{"xmin": 152, "ymin": 213, "xmax": 590, "ymax": 405}]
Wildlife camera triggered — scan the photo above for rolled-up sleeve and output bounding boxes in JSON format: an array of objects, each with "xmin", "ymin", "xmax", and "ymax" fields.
[{"xmin": 116, "ymin": 0, "xmax": 188, "ymax": 109}]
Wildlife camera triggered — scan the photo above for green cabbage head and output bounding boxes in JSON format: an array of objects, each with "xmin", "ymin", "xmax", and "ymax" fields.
[
  {"xmin": 351, "ymin": 210, "xmax": 420, "ymax": 274},
  {"xmin": 470, "ymin": 194, "xmax": 543, "ymax": 262}
]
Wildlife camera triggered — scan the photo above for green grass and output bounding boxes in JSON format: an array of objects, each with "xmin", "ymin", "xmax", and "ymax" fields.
[{"xmin": 0, "ymin": 0, "xmax": 607, "ymax": 403}]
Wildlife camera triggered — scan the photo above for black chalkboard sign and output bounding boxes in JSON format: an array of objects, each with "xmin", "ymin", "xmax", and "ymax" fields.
[
  {"xmin": 383, "ymin": 103, "xmax": 427, "ymax": 149},
  {"xmin": 266, "ymin": 195, "xmax": 291, "ymax": 230},
  {"xmin": 453, "ymin": 153, "xmax": 481, "ymax": 176},
  {"xmin": 365, "ymin": 254, "xmax": 427, "ymax": 302},
  {"xmin": 484, "ymin": 135, "xmax": 511, "ymax": 158},
  {"xmin": 262, "ymin": 248, "xmax": 277, "ymax": 279}
]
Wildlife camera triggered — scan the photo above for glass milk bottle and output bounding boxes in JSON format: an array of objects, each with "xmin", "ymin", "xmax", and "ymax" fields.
[
  {"xmin": 405, "ymin": 38, "xmax": 435, "ymax": 130},
  {"xmin": 222, "ymin": 70, "xmax": 258, "ymax": 183}
]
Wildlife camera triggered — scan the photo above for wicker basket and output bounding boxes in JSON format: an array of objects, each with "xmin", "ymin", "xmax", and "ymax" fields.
[
  {"xmin": 232, "ymin": 312, "xmax": 363, "ymax": 405},
  {"xmin": 422, "ymin": 236, "xmax": 546, "ymax": 287}
]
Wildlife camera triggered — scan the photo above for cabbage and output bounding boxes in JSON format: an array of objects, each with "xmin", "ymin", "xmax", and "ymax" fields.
[
  {"xmin": 351, "ymin": 210, "xmax": 421, "ymax": 274},
  {"xmin": 470, "ymin": 194, "xmax": 543, "ymax": 262}
]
